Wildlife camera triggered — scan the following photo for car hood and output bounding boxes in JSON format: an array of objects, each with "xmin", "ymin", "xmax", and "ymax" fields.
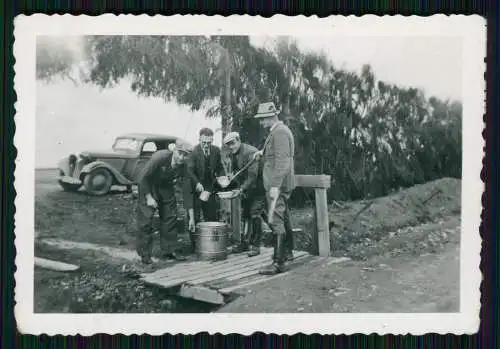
[{"xmin": 79, "ymin": 149, "xmax": 137, "ymax": 159}]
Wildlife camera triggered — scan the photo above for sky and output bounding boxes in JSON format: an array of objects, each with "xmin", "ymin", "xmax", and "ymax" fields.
[
  {"xmin": 35, "ymin": 35, "xmax": 462, "ymax": 168},
  {"xmin": 251, "ymin": 35, "xmax": 462, "ymax": 101}
]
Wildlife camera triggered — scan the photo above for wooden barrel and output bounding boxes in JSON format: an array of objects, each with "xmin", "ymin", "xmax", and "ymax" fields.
[{"xmin": 193, "ymin": 222, "xmax": 229, "ymax": 261}]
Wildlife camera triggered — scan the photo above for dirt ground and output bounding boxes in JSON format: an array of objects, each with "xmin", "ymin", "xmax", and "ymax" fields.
[{"xmin": 34, "ymin": 169, "xmax": 461, "ymax": 313}]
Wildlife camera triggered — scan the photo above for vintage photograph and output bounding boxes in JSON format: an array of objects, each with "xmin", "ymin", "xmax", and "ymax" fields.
[{"xmin": 14, "ymin": 15, "xmax": 484, "ymax": 335}]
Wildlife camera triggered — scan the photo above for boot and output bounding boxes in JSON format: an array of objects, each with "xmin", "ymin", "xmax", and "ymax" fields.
[
  {"xmin": 247, "ymin": 245, "xmax": 260, "ymax": 257},
  {"xmin": 259, "ymin": 262, "xmax": 287, "ymax": 275},
  {"xmin": 248, "ymin": 217, "xmax": 262, "ymax": 257},
  {"xmin": 160, "ymin": 251, "xmax": 187, "ymax": 261},
  {"xmin": 259, "ymin": 233, "xmax": 287, "ymax": 275},
  {"xmin": 231, "ymin": 240, "xmax": 249, "ymax": 253}
]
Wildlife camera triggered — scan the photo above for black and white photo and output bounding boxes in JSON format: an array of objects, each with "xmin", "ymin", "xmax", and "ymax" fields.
[{"xmin": 14, "ymin": 14, "xmax": 484, "ymax": 335}]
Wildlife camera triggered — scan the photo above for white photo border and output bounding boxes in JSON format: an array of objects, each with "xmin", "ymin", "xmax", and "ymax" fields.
[{"xmin": 13, "ymin": 14, "xmax": 485, "ymax": 335}]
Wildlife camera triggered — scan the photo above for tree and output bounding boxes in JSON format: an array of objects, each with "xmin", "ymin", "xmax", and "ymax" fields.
[{"xmin": 36, "ymin": 35, "xmax": 463, "ymax": 203}]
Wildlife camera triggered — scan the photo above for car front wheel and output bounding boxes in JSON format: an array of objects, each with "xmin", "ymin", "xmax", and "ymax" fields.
[{"xmin": 83, "ymin": 168, "xmax": 113, "ymax": 196}]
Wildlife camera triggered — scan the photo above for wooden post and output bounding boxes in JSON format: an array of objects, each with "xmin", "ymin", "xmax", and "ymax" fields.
[
  {"xmin": 294, "ymin": 174, "xmax": 332, "ymax": 257},
  {"xmin": 314, "ymin": 188, "xmax": 330, "ymax": 257},
  {"xmin": 230, "ymin": 194, "xmax": 242, "ymax": 243}
]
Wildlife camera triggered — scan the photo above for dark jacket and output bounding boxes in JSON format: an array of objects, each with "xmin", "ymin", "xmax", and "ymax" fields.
[
  {"xmin": 137, "ymin": 149, "xmax": 178, "ymax": 203},
  {"xmin": 182, "ymin": 168, "xmax": 195, "ymax": 211},
  {"xmin": 262, "ymin": 121, "xmax": 296, "ymax": 193},
  {"xmin": 185, "ymin": 143, "xmax": 225, "ymax": 191},
  {"xmin": 223, "ymin": 143, "xmax": 259, "ymax": 192}
]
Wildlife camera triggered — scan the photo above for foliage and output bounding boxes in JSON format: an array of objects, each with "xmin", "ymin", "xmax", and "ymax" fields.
[{"xmin": 36, "ymin": 36, "xmax": 462, "ymax": 203}]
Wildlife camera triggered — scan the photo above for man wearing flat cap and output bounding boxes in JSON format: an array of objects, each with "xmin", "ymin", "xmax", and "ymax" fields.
[
  {"xmin": 254, "ymin": 102, "xmax": 296, "ymax": 275},
  {"xmin": 135, "ymin": 138, "xmax": 193, "ymax": 265},
  {"xmin": 222, "ymin": 131, "xmax": 265, "ymax": 256}
]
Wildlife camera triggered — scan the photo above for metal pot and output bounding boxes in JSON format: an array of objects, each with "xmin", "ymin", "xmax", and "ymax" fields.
[{"xmin": 193, "ymin": 222, "xmax": 229, "ymax": 261}]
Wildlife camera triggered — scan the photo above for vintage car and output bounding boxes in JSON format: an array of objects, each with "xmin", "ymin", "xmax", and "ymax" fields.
[{"xmin": 57, "ymin": 133, "xmax": 189, "ymax": 196}]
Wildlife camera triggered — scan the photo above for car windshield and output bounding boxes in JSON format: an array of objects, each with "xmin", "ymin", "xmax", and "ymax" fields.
[{"xmin": 113, "ymin": 138, "xmax": 140, "ymax": 151}]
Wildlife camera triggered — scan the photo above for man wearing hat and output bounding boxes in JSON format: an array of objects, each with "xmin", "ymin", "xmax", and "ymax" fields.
[
  {"xmin": 222, "ymin": 131, "xmax": 265, "ymax": 255},
  {"xmin": 135, "ymin": 138, "xmax": 193, "ymax": 265},
  {"xmin": 254, "ymin": 102, "xmax": 296, "ymax": 275}
]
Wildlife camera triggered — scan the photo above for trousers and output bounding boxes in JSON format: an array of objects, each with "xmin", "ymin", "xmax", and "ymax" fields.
[
  {"xmin": 135, "ymin": 187, "xmax": 178, "ymax": 259},
  {"xmin": 243, "ymin": 189, "xmax": 294, "ymax": 261},
  {"xmin": 243, "ymin": 191, "xmax": 266, "ymax": 247},
  {"xmin": 266, "ymin": 190, "xmax": 294, "ymax": 265}
]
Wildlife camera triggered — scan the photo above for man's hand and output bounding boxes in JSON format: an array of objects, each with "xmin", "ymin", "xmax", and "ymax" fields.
[
  {"xmin": 146, "ymin": 194, "xmax": 158, "ymax": 209},
  {"xmin": 252, "ymin": 150, "xmax": 263, "ymax": 161},
  {"xmin": 196, "ymin": 182, "xmax": 204, "ymax": 193},
  {"xmin": 269, "ymin": 187, "xmax": 280, "ymax": 199},
  {"xmin": 233, "ymin": 188, "xmax": 245, "ymax": 198},
  {"xmin": 188, "ymin": 217, "xmax": 196, "ymax": 232}
]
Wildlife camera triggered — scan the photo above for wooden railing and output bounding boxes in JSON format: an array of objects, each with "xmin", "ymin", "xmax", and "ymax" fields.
[
  {"xmin": 294, "ymin": 175, "xmax": 331, "ymax": 257},
  {"xmin": 228, "ymin": 174, "xmax": 332, "ymax": 257}
]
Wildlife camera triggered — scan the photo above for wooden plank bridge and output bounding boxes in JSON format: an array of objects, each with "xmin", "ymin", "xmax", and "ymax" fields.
[{"xmin": 140, "ymin": 247, "xmax": 350, "ymax": 305}]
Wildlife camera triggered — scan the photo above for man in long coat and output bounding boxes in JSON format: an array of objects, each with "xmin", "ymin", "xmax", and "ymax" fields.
[
  {"xmin": 254, "ymin": 102, "xmax": 296, "ymax": 275},
  {"xmin": 135, "ymin": 139, "xmax": 193, "ymax": 264}
]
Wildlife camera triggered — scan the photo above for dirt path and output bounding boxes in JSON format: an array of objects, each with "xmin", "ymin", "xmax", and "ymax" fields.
[{"xmin": 219, "ymin": 241, "xmax": 460, "ymax": 313}]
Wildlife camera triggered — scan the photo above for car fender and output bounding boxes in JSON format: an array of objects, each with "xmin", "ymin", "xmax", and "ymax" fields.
[
  {"xmin": 57, "ymin": 154, "xmax": 79, "ymax": 176},
  {"xmin": 57, "ymin": 158, "xmax": 71, "ymax": 175},
  {"xmin": 80, "ymin": 161, "xmax": 133, "ymax": 186}
]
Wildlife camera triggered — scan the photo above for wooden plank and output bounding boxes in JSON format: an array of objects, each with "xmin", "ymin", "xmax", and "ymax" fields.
[
  {"xmin": 143, "ymin": 249, "xmax": 271, "ymax": 279},
  {"xmin": 295, "ymin": 174, "xmax": 331, "ymax": 189},
  {"xmin": 203, "ymin": 253, "xmax": 312, "ymax": 289},
  {"xmin": 151, "ymin": 252, "xmax": 275, "ymax": 288},
  {"xmin": 189, "ymin": 251, "xmax": 311, "ymax": 287},
  {"xmin": 219, "ymin": 272, "xmax": 289, "ymax": 294},
  {"xmin": 34, "ymin": 257, "xmax": 80, "ymax": 272},
  {"xmin": 141, "ymin": 250, "xmax": 276, "ymax": 288},
  {"xmin": 142, "ymin": 248, "xmax": 274, "ymax": 282},
  {"xmin": 218, "ymin": 255, "xmax": 329, "ymax": 295},
  {"xmin": 224, "ymin": 253, "xmax": 311, "ymax": 282},
  {"xmin": 142, "ymin": 247, "xmax": 274, "ymax": 279},
  {"xmin": 187, "ymin": 257, "xmax": 276, "ymax": 286},
  {"xmin": 314, "ymin": 188, "xmax": 331, "ymax": 257},
  {"xmin": 219, "ymin": 257, "xmax": 331, "ymax": 295},
  {"xmin": 178, "ymin": 285, "xmax": 225, "ymax": 305}
]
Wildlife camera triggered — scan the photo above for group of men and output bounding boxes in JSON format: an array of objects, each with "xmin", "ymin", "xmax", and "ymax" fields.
[{"xmin": 135, "ymin": 102, "xmax": 296, "ymax": 275}]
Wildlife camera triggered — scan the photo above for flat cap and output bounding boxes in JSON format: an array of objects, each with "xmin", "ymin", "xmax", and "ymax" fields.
[
  {"xmin": 175, "ymin": 138, "xmax": 194, "ymax": 153},
  {"xmin": 223, "ymin": 131, "xmax": 240, "ymax": 145}
]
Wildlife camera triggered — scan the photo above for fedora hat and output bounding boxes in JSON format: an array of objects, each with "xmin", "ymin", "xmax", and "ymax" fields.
[{"xmin": 254, "ymin": 102, "xmax": 280, "ymax": 119}]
